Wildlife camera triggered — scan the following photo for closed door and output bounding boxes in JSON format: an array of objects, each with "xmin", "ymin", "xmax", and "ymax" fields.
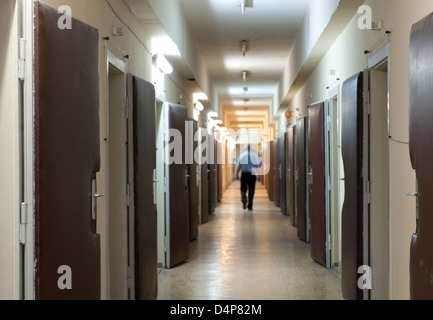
[
  {"xmin": 34, "ymin": 2, "xmax": 100, "ymax": 299},
  {"xmin": 279, "ymin": 134, "xmax": 287, "ymax": 215},
  {"xmin": 167, "ymin": 104, "xmax": 189, "ymax": 268},
  {"xmin": 409, "ymin": 13, "xmax": 433, "ymax": 299},
  {"xmin": 296, "ymin": 117, "xmax": 308, "ymax": 242},
  {"xmin": 287, "ymin": 126, "xmax": 296, "ymax": 226}
]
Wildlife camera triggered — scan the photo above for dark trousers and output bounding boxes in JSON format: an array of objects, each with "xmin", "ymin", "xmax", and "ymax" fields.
[{"xmin": 241, "ymin": 172, "xmax": 257, "ymax": 209}]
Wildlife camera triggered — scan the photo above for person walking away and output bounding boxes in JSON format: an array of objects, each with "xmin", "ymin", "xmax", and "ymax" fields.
[{"xmin": 236, "ymin": 145, "xmax": 261, "ymax": 211}]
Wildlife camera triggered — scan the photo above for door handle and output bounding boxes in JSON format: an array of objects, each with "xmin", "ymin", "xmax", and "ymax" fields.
[
  {"xmin": 406, "ymin": 192, "xmax": 418, "ymax": 197},
  {"xmin": 153, "ymin": 179, "xmax": 159, "ymax": 183},
  {"xmin": 91, "ymin": 179, "xmax": 104, "ymax": 221}
]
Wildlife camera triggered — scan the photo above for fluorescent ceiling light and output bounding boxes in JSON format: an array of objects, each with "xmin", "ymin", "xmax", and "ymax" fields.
[
  {"xmin": 152, "ymin": 36, "xmax": 180, "ymax": 56},
  {"xmin": 154, "ymin": 54, "xmax": 173, "ymax": 75}
]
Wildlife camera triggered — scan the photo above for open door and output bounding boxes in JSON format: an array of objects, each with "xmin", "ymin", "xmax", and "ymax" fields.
[
  {"xmin": 127, "ymin": 75, "xmax": 157, "ymax": 300},
  {"xmin": 274, "ymin": 139, "xmax": 280, "ymax": 208},
  {"xmin": 308, "ymin": 102, "xmax": 329, "ymax": 268},
  {"xmin": 166, "ymin": 104, "xmax": 189, "ymax": 268},
  {"xmin": 341, "ymin": 72, "xmax": 366, "ymax": 300},
  {"xmin": 188, "ymin": 119, "xmax": 199, "ymax": 241},
  {"xmin": 34, "ymin": 1, "xmax": 101, "ymax": 299},
  {"xmin": 409, "ymin": 13, "xmax": 433, "ymax": 299},
  {"xmin": 287, "ymin": 126, "xmax": 296, "ymax": 226},
  {"xmin": 296, "ymin": 117, "xmax": 309, "ymax": 243},
  {"xmin": 198, "ymin": 128, "xmax": 210, "ymax": 224},
  {"xmin": 268, "ymin": 141, "xmax": 275, "ymax": 202}
]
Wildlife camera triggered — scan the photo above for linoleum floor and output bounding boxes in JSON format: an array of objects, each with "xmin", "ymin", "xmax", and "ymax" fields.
[{"xmin": 157, "ymin": 181, "xmax": 343, "ymax": 300}]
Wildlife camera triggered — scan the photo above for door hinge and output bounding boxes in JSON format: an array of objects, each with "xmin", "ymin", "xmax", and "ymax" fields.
[
  {"xmin": 327, "ymin": 115, "xmax": 331, "ymax": 132},
  {"xmin": 164, "ymin": 236, "xmax": 168, "ymax": 253},
  {"xmin": 366, "ymin": 90, "xmax": 371, "ymax": 115},
  {"xmin": 126, "ymin": 183, "xmax": 131, "ymax": 206},
  {"xmin": 328, "ymin": 234, "xmax": 332, "ymax": 251},
  {"xmin": 366, "ymin": 180, "xmax": 371, "ymax": 204},
  {"xmin": 127, "ymin": 266, "xmax": 132, "ymax": 289},
  {"xmin": 19, "ymin": 202, "xmax": 28, "ymax": 245},
  {"xmin": 124, "ymin": 96, "xmax": 129, "ymax": 119},
  {"xmin": 18, "ymin": 38, "xmax": 26, "ymax": 80}
]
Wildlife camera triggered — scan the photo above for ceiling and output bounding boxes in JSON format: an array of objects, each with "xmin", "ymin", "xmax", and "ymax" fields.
[
  {"xmin": 179, "ymin": 0, "xmax": 312, "ymax": 107},
  {"xmin": 125, "ymin": 0, "xmax": 314, "ymax": 131}
]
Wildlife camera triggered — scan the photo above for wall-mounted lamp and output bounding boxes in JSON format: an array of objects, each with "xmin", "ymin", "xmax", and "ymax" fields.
[
  {"xmin": 241, "ymin": 40, "xmax": 247, "ymax": 57},
  {"xmin": 153, "ymin": 54, "xmax": 173, "ymax": 75}
]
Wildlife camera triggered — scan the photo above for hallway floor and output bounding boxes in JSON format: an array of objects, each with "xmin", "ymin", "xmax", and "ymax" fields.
[{"xmin": 157, "ymin": 181, "xmax": 343, "ymax": 300}]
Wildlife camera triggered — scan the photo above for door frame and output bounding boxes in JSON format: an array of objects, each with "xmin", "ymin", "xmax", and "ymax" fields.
[
  {"xmin": 327, "ymin": 85, "xmax": 341, "ymax": 274},
  {"xmin": 155, "ymin": 99, "xmax": 168, "ymax": 268},
  {"xmin": 22, "ymin": 0, "xmax": 35, "ymax": 300},
  {"xmin": 366, "ymin": 44, "xmax": 391, "ymax": 300},
  {"xmin": 105, "ymin": 48, "xmax": 130, "ymax": 299}
]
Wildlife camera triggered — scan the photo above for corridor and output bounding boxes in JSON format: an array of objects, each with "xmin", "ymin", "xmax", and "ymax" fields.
[{"xmin": 157, "ymin": 182, "xmax": 343, "ymax": 300}]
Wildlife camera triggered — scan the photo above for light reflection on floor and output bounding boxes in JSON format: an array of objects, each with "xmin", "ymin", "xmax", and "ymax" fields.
[{"xmin": 157, "ymin": 181, "xmax": 343, "ymax": 300}]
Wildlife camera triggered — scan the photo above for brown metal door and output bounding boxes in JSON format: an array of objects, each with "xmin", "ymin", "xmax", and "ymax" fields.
[
  {"xmin": 268, "ymin": 141, "xmax": 275, "ymax": 201},
  {"xmin": 217, "ymin": 142, "xmax": 223, "ymax": 202},
  {"xmin": 209, "ymin": 139, "xmax": 217, "ymax": 214},
  {"xmin": 296, "ymin": 117, "xmax": 308, "ymax": 242},
  {"xmin": 409, "ymin": 13, "xmax": 433, "ymax": 299},
  {"xmin": 188, "ymin": 120, "xmax": 199, "ymax": 241},
  {"xmin": 308, "ymin": 102, "xmax": 327, "ymax": 267},
  {"xmin": 128, "ymin": 75, "xmax": 157, "ymax": 300},
  {"xmin": 168, "ymin": 104, "xmax": 189, "ymax": 268},
  {"xmin": 287, "ymin": 126, "xmax": 296, "ymax": 226},
  {"xmin": 341, "ymin": 72, "xmax": 365, "ymax": 300},
  {"xmin": 279, "ymin": 134, "xmax": 287, "ymax": 215},
  {"xmin": 274, "ymin": 139, "xmax": 280, "ymax": 207},
  {"xmin": 199, "ymin": 129, "xmax": 210, "ymax": 224},
  {"xmin": 34, "ymin": 2, "xmax": 100, "ymax": 299}
]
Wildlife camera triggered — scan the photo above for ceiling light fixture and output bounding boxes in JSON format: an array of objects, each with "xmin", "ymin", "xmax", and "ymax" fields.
[
  {"xmin": 241, "ymin": 40, "xmax": 247, "ymax": 57},
  {"xmin": 242, "ymin": 71, "xmax": 248, "ymax": 82},
  {"xmin": 241, "ymin": 0, "xmax": 246, "ymax": 14},
  {"xmin": 153, "ymin": 54, "xmax": 173, "ymax": 75}
]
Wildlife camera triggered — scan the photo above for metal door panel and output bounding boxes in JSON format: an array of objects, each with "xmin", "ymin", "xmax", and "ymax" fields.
[
  {"xmin": 308, "ymin": 102, "xmax": 327, "ymax": 267},
  {"xmin": 341, "ymin": 72, "xmax": 364, "ymax": 300},
  {"xmin": 188, "ymin": 120, "xmax": 199, "ymax": 241},
  {"xmin": 409, "ymin": 13, "xmax": 433, "ymax": 299},
  {"xmin": 296, "ymin": 118, "xmax": 307, "ymax": 242},
  {"xmin": 279, "ymin": 134, "xmax": 287, "ymax": 215},
  {"xmin": 287, "ymin": 127, "xmax": 296, "ymax": 225},
  {"xmin": 268, "ymin": 141, "xmax": 275, "ymax": 201},
  {"xmin": 199, "ymin": 129, "xmax": 210, "ymax": 224},
  {"xmin": 128, "ymin": 75, "xmax": 157, "ymax": 300},
  {"xmin": 167, "ymin": 104, "xmax": 189, "ymax": 268},
  {"xmin": 34, "ymin": 1, "xmax": 100, "ymax": 299},
  {"xmin": 274, "ymin": 139, "xmax": 280, "ymax": 207}
]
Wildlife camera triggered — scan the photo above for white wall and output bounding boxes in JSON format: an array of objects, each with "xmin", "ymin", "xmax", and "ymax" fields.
[
  {"xmin": 34, "ymin": 0, "xmax": 200, "ymax": 299},
  {"xmin": 284, "ymin": 0, "xmax": 433, "ymax": 299},
  {"xmin": 0, "ymin": 0, "xmax": 20, "ymax": 300}
]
